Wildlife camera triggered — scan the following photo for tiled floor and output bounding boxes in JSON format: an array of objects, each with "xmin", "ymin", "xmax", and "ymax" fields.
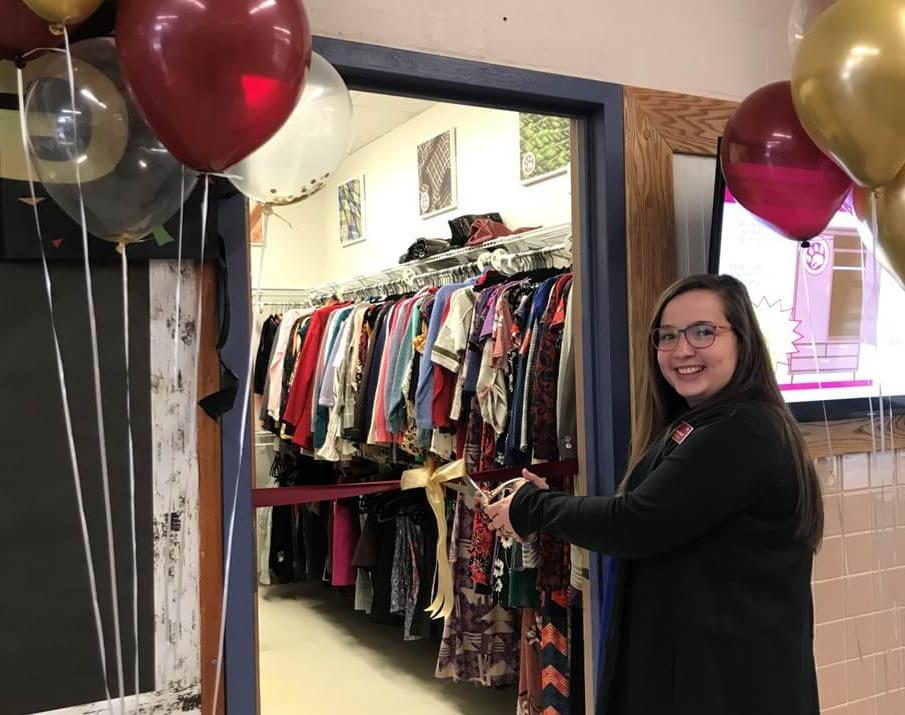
[{"xmin": 257, "ymin": 582, "xmax": 517, "ymax": 714}]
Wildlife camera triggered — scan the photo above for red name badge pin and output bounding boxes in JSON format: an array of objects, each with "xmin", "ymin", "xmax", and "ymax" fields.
[{"xmin": 671, "ymin": 422, "xmax": 694, "ymax": 445}]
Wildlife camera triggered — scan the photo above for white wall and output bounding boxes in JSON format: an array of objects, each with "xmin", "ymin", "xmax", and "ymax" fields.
[
  {"xmin": 255, "ymin": 101, "xmax": 572, "ymax": 288},
  {"xmin": 251, "ymin": 187, "xmax": 329, "ymax": 289},
  {"xmin": 306, "ymin": 0, "xmax": 793, "ymax": 100}
]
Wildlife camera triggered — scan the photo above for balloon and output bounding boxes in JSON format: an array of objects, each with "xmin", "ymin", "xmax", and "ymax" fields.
[
  {"xmin": 720, "ymin": 81, "xmax": 852, "ymax": 241},
  {"xmin": 1, "ymin": 1, "xmax": 62, "ymax": 63},
  {"xmin": 788, "ymin": 0, "xmax": 837, "ymax": 55},
  {"xmin": 791, "ymin": 0, "xmax": 905, "ymax": 189},
  {"xmin": 20, "ymin": 0, "xmax": 102, "ymax": 25},
  {"xmin": 229, "ymin": 53, "xmax": 353, "ymax": 207},
  {"xmin": 853, "ymin": 183, "xmax": 905, "ymax": 290},
  {"xmin": 116, "ymin": 0, "xmax": 312, "ymax": 173},
  {"xmin": 25, "ymin": 37, "xmax": 197, "ymax": 245}
]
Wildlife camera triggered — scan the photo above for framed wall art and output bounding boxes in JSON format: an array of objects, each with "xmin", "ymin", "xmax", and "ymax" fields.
[
  {"xmin": 417, "ymin": 128, "xmax": 457, "ymax": 218},
  {"xmin": 338, "ymin": 176, "xmax": 366, "ymax": 246},
  {"xmin": 519, "ymin": 113, "xmax": 570, "ymax": 184}
]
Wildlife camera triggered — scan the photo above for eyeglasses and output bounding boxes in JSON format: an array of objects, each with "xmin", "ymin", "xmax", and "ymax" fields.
[{"xmin": 650, "ymin": 322, "xmax": 732, "ymax": 351}]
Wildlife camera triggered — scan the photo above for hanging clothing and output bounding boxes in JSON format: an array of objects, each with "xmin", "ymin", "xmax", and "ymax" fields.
[
  {"xmin": 265, "ymin": 308, "xmax": 310, "ymax": 420},
  {"xmin": 254, "ymin": 315, "xmax": 280, "ymax": 395},
  {"xmin": 415, "ymin": 283, "xmax": 462, "ymax": 432},
  {"xmin": 282, "ymin": 303, "xmax": 348, "ymax": 450},
  {"xmin": 557, "ymin": 287, "xmax": 577, "ymax": 458},
  {"xmin": 435, "ymin": 496, "xmax": 520, "ymax": 687},
  {"xmin": 255, "ymin": 260, "xmax": 584, "ymax": 710}
]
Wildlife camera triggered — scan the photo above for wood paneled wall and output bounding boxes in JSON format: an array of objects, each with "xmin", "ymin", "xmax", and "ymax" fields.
[{"xmin": 623, "ymin": 87, "xmax": 736, "ymax": 428}]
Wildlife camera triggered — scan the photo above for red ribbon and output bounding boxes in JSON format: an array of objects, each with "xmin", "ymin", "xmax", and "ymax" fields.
[{"xmin": 251, "ymin": 458, "xmax": 579, "ymax": 508}]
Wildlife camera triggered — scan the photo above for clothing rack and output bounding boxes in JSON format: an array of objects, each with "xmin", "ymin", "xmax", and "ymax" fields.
[
  {"xmin": 411, "ymin": 242, "xmax": 570, "ymax": 289},
  {"xmin": 255, "ymin": 222, "xmax": 572, "ymax": 311}
]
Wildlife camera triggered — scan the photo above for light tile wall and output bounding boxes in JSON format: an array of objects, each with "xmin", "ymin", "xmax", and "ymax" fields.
[{"xmin": 814, "ymin": 453, "xmax": 905, "ymax": 714}]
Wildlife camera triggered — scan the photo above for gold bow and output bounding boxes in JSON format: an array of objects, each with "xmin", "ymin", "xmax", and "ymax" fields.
[{"xmin": 401, "ymin": 457, "xmax": 466, "ymax": 620}]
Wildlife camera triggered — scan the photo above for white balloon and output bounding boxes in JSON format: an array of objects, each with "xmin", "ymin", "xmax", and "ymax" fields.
[
  {"xmin": 229, "ymin": 53, "xmax": 353, "ymax": 206},
  {"xmin": 788, "ymin": 0, "xmax": 837, "ymax": 56}
]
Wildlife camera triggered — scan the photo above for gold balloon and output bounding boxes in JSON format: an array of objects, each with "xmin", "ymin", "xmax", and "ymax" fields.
[
  {"xmin": 791, "ymin": 0, "xmax": 905, "ymax": 189},
  {"xmin": 20, "ymin": 0, "xmax": 104, "ymax": 25},
  {"xmin": 852, "ymin": 181, "xmax": 905, "ymax": 290}
]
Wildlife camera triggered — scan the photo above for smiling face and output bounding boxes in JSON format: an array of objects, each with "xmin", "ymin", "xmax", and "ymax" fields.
[{"xmin": 656, "ymin": 289, "xmax": 739, "ymax": 406}]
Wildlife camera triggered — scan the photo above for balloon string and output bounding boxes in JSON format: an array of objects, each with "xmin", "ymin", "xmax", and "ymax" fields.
[
  {"xmin": 178, "ymin": 176, "xmax": 211, "ymax": 650},
  {"xmin": 162, "ymin": 169, "xmax": 189, "ymax": 655},
  {"xmin": 188, "ymin": 178, "xmax": 210, "ymax": 458},
  {"xmin": 208, "ymin": 171, "xmax": 243, "ymax": 181},
  {"xmin": 858, "ymin": 209, "xmax": 878, "ymax": 455},
  {"xmin": 16, "ymin": 65, "xmax": 115, "ymax": 715},
  {"xmin": 62, "ymin": 26, "xmax": 127, "ymax": 711},
  {"xmin": 174, "ymin": 166, "xmax": 186, "ymax": 388},
  {"xmin": 801, "ymin": 246, "xmax": 860, "ymax": 658},
  {"xmin": 870, "ymin": 192, "xmax": 886, "ymax": 453},
  {"xmin": 120, "ymin": 244, "xmax": 141, "ymax": 712},
  {"xmin": 212, "ymin": 228, "xmax": 270, "ymax": 715},
  {"xmin": 19, "ymin": 46, "xmax": 67, "ymax": 60},
  {"xmin": 868, "ymin": 192, "xmax": 902, "ymax": 661},
  {"xmin": 264, "ymin": 206, "xmax": 293, "ymax": 230}
]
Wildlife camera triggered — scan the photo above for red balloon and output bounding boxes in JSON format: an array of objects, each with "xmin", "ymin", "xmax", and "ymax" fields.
[
  {"xmin": 116, "ymin": 0, "xmax": 312, "ymax": 173},
  {"xmin": 0, "ymin": 1, "xmax": 61, "ymax": 63},
  {"xmin": 721, "ymin": 81, "xmax": 851, "ymax": 241}
]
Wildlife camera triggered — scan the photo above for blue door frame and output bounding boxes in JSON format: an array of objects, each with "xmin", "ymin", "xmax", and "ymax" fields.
[{"xmin": 220, "ymin": 37, "xmax": 630, "ymax": 714}]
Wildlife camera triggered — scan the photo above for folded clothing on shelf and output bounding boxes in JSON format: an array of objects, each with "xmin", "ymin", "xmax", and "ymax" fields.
[
  {"xmin": 466, "ymin": 218, "xmax": 541, "ymax": 247},
  {"xmin": 448, "ymin": 212, "xmax": 503, "ymax": 246}
]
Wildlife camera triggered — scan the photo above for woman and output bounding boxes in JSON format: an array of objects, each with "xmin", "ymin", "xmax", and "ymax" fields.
[{"xmin": 485, "ymin": 274, "xmax": 822, "ymax": 715}]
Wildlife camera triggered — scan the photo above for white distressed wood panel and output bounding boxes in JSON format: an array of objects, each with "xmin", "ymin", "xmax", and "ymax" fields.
[
  {"xmin": 38, "ymin": 686, "xmax": 199, "ymax": 715},
  {"xmin": 149, "ymin": 260, "xmax": 201, "ymax": 692},
  {"xmin": 34, "ymin": 261, "xmax": 203, "ymax": 714}
]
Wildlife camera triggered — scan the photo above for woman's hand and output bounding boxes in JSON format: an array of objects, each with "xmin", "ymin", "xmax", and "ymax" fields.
[
  {"xmin": 520, "ymin": 468, "xmax": 549, "ymax": 491},
  {"xmin": 485, "ymin": 493, "xmax": 516, "ymax": 537},
  {"xmin": 484, "ymin": 468, "xmax": 549, "ymax": 539}
]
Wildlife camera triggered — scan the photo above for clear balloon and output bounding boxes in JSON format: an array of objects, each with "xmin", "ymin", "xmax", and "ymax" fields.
[
  {"xmin": 25, "ymin": 37, "xmax": 197, "ymax": 245},
  {"xmin": 852, "ymin": 183, "xmax": 905, "ymax": 291},
  {"xmin": 228, "ymin": 53, "xmax": 353, "ymax": 207},
  {"xmin": 788, "ymin": 0, "xmax": 837, "ymax": 55}
]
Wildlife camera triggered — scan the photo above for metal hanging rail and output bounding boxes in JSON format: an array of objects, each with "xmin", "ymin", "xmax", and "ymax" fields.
[{"xmin": 255, "ymin": 222, "xmax": 572, "ymax": 309}]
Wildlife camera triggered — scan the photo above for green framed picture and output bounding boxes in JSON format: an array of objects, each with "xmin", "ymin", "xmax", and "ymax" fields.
[{"xmin": 519, "ymin": 113, "xmax": 570, "ymax": 184}]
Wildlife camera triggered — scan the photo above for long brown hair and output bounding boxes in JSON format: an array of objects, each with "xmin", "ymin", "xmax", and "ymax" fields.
[{"xmin": 629, "ymin": 274, "xmax": 824, "ymax": 551}]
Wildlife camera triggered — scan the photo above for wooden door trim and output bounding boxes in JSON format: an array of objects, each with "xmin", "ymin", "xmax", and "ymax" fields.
[
  {"xmin": 623, "ymin": 86, "xmax": 737, "ymax": 430},
  {"xmin": 197, "ymin": 262, "xmax": 224, "ymax": 715}
]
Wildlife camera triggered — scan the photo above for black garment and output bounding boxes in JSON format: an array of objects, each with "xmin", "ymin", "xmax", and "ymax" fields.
[
  {"xmin": 509, "ymin": 401, "xmax": 818, "ymax": 715},
  {"xmin": 354, "ymin": 304, "xmax": 392, "ymax": 440},
  {"xmin": 277, "ymin": 317, "xmax": 310, "ymax": 438},
  {"xmin": 269, "ymin": 505, "xmax": 296, "ymax": 583},
  {"xmin": 571, "ymin": 605, "xmax": 586, "ymax": 715},
  {"xmin": 254, "ymin": 315, "xmax": 279, "ymax": 395},
  {"xmin": 398, "ymin": 238, "xmax": 451, "ymax": 264}
]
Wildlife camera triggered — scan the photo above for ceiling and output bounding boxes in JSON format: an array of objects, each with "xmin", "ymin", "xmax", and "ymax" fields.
[{"xmin": 350, "ymin": 91, "xmax": 436, "ymax": 154}]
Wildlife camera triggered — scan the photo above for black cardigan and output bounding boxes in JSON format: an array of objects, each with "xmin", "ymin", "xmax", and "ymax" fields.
[{"xmin": 509, "ymin": 401, "xmax": 819, "ymax": 715}]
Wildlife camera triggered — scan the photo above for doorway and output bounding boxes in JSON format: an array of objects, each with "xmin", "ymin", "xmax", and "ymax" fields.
[{"xmin": 216, "ymin": 37, "xmax": 630, "ymax": 714}]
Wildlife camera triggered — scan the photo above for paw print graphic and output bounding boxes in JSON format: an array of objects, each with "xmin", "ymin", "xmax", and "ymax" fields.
[{"xmin": 804, "ymin": 239, "xmax": 829, "ymax": 275}]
